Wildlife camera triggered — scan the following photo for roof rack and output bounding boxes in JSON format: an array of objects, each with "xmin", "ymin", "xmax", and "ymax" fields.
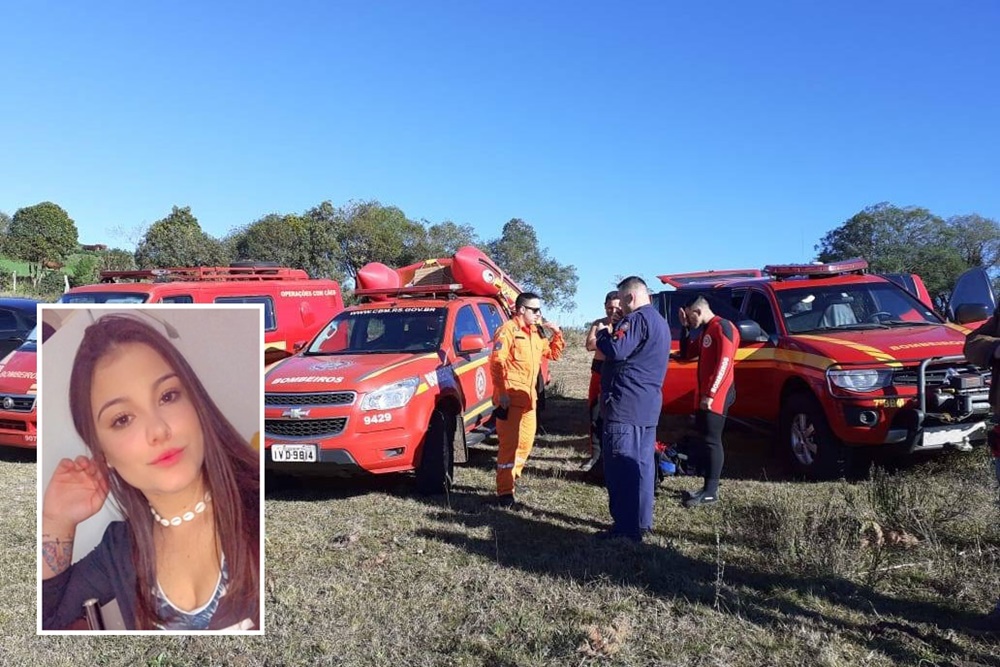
[
  {"xmin": 354, "ymin": 284, "xmax": 466, "ymax": 300},
  {"xmin": 99, "ymin": 266, "xmax": 310, "ymax": 283},
  {"xmin": 764, "ymin": 258, "xmax": 869, "ymax": 281}
]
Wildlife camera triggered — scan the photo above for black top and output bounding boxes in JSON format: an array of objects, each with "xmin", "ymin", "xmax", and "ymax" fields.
[
  {"xmin": 42, "ymin": 519, "xmax": 258, "ymax": 631},
  {"xmin": 42, "ymin": 521, "xmax": 139, "ymax": 630}
]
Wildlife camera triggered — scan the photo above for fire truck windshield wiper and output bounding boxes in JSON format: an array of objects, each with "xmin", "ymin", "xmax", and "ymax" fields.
[
  {"xmin": 805, "ymin": 323, "xmax": 889, "ymax": 333},
  {"xmin": 878, "ymin": 320, "xmax": 940, "ymax": 327}
]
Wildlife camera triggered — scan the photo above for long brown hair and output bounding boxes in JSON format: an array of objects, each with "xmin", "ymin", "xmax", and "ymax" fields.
[{"xmin": 68, "ymin": 313, "xmax": 259, "ymax": 629}]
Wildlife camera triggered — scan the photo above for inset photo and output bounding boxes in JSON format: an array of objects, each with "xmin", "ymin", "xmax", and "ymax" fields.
[{"xmin": 37, "ymin": 305, "xmax": 263, "ymax": 634}]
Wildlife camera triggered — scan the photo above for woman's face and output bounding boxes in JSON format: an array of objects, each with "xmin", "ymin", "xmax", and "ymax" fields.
[{"xmin": 89, "ymin": 342, "xmax": 206, "ymax": 501}]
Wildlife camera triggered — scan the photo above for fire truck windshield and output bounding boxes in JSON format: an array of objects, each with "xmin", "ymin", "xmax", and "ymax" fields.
[
  {"xmin": 58, "ymin": 292, "xmax": 149, "ymax": 304},
  {"xmin": 307, "ymin": 308, "xmax": 447, "ymax": 355},
  {"xmin": 778, "ymin": 282, "xmax": 942, "ymax": 334}
]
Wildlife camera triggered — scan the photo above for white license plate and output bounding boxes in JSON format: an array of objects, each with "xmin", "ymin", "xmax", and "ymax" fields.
[
  {"xmin": 271, "ymin": 444, "xmax": 318, "ymax": 462},
  {"xmin": 921, "ymin": 422, "xmax": 987, "ymax": 449}
]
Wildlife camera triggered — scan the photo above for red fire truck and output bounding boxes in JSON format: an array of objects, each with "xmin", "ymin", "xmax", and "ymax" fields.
[{"xmin": 655, "ymin": 260, "xmax": 994, "ymax": 478}]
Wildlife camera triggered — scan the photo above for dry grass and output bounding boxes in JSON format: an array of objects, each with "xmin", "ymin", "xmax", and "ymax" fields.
[{"xmin": 2, "ymin": 344, "xmax": 999, "ymax": 665}]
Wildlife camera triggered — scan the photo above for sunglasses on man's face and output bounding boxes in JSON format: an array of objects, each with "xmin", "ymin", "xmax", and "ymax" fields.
[{"xmin": 524, "ymin": 306, "xmax": 542, "ymax": 314}]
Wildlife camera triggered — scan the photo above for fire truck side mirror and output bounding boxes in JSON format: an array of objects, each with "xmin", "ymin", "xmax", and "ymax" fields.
[
  {"xmin": 954, "ymin": 303, "xmax": 990, "ymax": 325},
  {"xmin": 736, "ymin": 320, "xmax": 767, "ymax": 345},
  {"xmin": 458, "ymin": 334, "xmax": 486, "ymax": 355}
]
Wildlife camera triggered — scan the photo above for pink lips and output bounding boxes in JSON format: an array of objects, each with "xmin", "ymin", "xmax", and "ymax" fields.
[{"xmin": 150, "ymin": 448, "xmax": 184, "ymax": 467}]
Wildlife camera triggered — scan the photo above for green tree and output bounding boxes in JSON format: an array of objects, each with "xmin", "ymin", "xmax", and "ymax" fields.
[
  {"xmin": 0, "ymin": 211, "xmax": 10, "ymax": 255},
  {"xmin": 485, "ymin": 218, "xmax": 578, "ymax": 311},
  {"xmin": 419, "ymin": 221, "xmax": 480, "ymax": 258},
  {"xmin": 7, "ymin": 202, "xmax": 79, "ymax": 286},
  {"xmin": 229, "ymin": 212, "xmax": 341, "ymax": 280},
  {"xmin": 134, "ymin": 206, "xmax": 230, "ymax": 268},
  {"xmin": 816, "ymin": 202, "xmax": 967, "ymax": 304},
  {"xmin": 98, "ymin": 248, "xmax": 137, "ymax": 273},
  {"xmin": 947, "ymin": 214, "xmax": 1000, "ymax": 268},
  {"xmin": 70, "ymin": 255, "xmax": 99, "ymax": 288},
  {"xmin": 312, "ymin": 200, "xmax": 426, "ymax": 282}
]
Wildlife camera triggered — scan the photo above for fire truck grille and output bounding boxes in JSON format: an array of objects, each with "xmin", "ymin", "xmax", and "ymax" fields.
[
  {"xmin": 265, "ymin": 418, "xmax": 348, "ymax": 439},
  {"xmin": 0, "ymin": 395, "xmax": 35, "ymax": 412},
  {"xmin": 265, "ymin": 391, "xmax": 356, "ymax": 407},
  {"xmin": 892, "ymin": 362, "xmax": 990, "ymax": 388},
  {"xmin": 0, "ymin": 419, "xmax": 27, "ymax": 431}
]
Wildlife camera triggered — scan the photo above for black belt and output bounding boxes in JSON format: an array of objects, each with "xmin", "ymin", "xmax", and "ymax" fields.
[{"xmin": 591, "ymin": 358, "xmax": 604, "ymax": 374}]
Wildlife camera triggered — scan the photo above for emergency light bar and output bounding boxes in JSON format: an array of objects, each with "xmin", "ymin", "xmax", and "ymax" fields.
[{"xmin": 764, "ymin": 258, "xmax": 869, "ymax": 280}]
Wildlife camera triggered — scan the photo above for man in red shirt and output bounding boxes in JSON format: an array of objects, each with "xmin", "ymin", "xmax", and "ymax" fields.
[{"xmin": 676, "ymin": 294, "xmax": 739, "ymax": 508}]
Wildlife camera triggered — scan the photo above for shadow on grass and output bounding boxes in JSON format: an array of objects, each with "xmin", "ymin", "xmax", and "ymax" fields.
[
  {"xmin": 264, "ymin": 470, "xmax": 413, "ymax": 501},
  {"xmin": 412, "ymin": 490, "xmax": 1000, "ymax": 666}
]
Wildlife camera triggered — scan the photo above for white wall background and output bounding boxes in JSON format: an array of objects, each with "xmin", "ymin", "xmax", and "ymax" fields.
[{"xmin": 39, "ymin": 305, "xmax": 263, "ymax": 561}]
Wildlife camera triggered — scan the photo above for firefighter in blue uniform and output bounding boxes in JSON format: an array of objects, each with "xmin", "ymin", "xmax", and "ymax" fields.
[{"xmin": 595, "ymin": 276, "xmax": 670, "ymax": 541}]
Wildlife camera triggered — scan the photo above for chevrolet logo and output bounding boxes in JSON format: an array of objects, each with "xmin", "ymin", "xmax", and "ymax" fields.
[{"xmin": 282, "ymin": 408, "xmax": 311, "ymax": 419}]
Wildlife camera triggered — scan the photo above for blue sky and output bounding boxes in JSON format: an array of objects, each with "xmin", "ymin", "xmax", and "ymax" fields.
[{"xmin": 2, "ymin": 1, "xmax": 998, "ymax": 324}]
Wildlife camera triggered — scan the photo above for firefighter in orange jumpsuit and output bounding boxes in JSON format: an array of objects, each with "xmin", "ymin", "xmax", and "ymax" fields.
[
  {"xmin": 490, "ymin": 291, "xmax": 565, "ymax": 504},
  {"xmin": 582, "ymin": 290, "xmax": 622, "ymax": 473}
]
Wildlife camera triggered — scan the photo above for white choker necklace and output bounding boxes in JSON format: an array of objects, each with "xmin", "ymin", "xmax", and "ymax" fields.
[{"xmin": 150, "ymin": 491, "xmax": 212, "ymax": 527}]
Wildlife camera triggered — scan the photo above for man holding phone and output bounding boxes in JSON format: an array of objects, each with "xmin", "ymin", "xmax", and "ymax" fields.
[
  {"xmin": 490, "ymin": 292, "xmax": 565, "ymax": 506},
  {"xmin": 596, "ymin": 276, "xmax": 670, "ymax": 541}
]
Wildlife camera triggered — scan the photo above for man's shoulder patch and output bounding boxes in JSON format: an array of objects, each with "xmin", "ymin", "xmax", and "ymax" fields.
[{"xmin": 703, "ymin": 333, "xmax": 713, "ymax": 348}]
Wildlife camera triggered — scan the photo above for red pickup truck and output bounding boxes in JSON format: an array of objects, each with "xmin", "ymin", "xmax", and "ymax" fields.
[{"xmin": 655, "ymin": 260, "xmax": 994, "ymax": 478}]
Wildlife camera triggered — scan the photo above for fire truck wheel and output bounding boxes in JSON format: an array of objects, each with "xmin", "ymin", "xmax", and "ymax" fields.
[
  {"xmin": 780, "ymin": 393, "xmax": 848, "ymax": 480},
  {"xmin": 416, "ymin": 408, "xmax": 455, "ymax": 494}
]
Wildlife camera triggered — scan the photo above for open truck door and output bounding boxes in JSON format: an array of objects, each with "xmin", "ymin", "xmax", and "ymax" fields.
[{"xmin": 949, "ymin": 267, "xmax": 996, "ymax": 327}]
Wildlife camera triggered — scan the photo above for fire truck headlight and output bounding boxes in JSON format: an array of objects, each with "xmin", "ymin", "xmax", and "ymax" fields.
[
  {"xmin": 360, "ymin": 377, "xmax": 420, "ymax": 411},
  {"xmin": 828, "ymin": 369, "xmax": 893, "ymax": 393}
]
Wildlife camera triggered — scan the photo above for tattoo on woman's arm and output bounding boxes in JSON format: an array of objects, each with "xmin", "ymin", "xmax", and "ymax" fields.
[{"xmin": 42, "ymin": 535, "xmax": 74, "ymax": 574}]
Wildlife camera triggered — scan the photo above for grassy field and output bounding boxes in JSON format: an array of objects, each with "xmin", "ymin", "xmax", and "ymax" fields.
[{"xmin": 2, "ymin": 333, "xmax": 999, "ymax": 665}]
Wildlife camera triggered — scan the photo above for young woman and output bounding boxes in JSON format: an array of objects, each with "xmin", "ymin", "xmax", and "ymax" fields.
[{"xmin": 41, "ymin": 313, "xmax": 260, "ymax": 631}]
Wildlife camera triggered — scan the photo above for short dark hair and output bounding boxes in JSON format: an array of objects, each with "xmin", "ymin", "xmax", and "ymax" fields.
[
  {"xmin": 516, "ymin": 292, "xmax": 541, "ymax": 309},
  {"xmin": 604, "ymin": 290, "xmax": 619, "ymax": 304},
  {"xmin": 683, "ymin": 294, "xmax": 711, "ymax": 310},
  {"xmin": 617, "ymin": 276, "xmax": 647, "ymax": 291}
]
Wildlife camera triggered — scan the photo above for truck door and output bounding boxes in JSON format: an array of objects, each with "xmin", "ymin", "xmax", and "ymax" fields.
[
  {"xmin": 735, "ymin": 289, "xmax": 782, "ymax": 422},
  {"xmin": 653, "ymin": 291, "xmax": 698, "ymax": 414},
  {"xmin": 451, "ymin": 305, "xmax": 491, "ymax": 415},
  {"xmin": 948, "ymin": 267, "xmax": 996, "ymax": 327}
]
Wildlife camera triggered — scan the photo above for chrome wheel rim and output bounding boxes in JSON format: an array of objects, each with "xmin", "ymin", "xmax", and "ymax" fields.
[{"xmin": 790, "ymin": 412, "xmax": 818, "ymax": 466}]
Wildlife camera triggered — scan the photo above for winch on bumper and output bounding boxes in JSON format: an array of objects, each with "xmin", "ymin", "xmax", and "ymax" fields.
[{"xmin": 834, "ymin": 356, "xmax": 991, "ymax": 453}]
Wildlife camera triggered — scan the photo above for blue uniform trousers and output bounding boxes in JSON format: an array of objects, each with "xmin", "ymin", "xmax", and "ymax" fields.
[{"xmin": 603, "ymin": 421, "xmax": 656, "ymax": 541}]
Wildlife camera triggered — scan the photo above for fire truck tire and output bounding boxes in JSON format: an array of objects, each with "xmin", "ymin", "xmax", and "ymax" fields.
[
  {"xmin": 780, "ymin": 393, "xmax": 848, "ymax": 480},
  {"xmin": 416, "ymin": 408, "xmax": 455, "ymax": 494}
]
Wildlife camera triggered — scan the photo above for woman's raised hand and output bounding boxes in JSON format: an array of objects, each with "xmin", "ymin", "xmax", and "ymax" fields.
[{"xmin": 43, "ymin": 456, "xmax": 110, "ymax": 529}]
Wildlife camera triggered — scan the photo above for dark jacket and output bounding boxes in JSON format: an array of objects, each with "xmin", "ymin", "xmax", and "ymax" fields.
[
  {"xmin": 43, "ymin": 520, "xmax": 258, "ymax": 631},
  {"xmin": 596, "ymin": 304, "xmax": 671, "ymax": 427},
  {"xmin": 964, "ymin": 313, "xmax": 1000, "ymax": 410}
]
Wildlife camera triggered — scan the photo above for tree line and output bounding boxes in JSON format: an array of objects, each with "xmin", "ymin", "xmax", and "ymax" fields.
[
  {"xmin": 815, "ymin": 202, "xmax": 1000, "ymax": 309},
  {"xmin": 1, "ymin": 199, "xmax": 997, "ymax": 311},
  {"xmin": 0, "ymin": 201, "xmax": 579, "ymax": 310}
]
